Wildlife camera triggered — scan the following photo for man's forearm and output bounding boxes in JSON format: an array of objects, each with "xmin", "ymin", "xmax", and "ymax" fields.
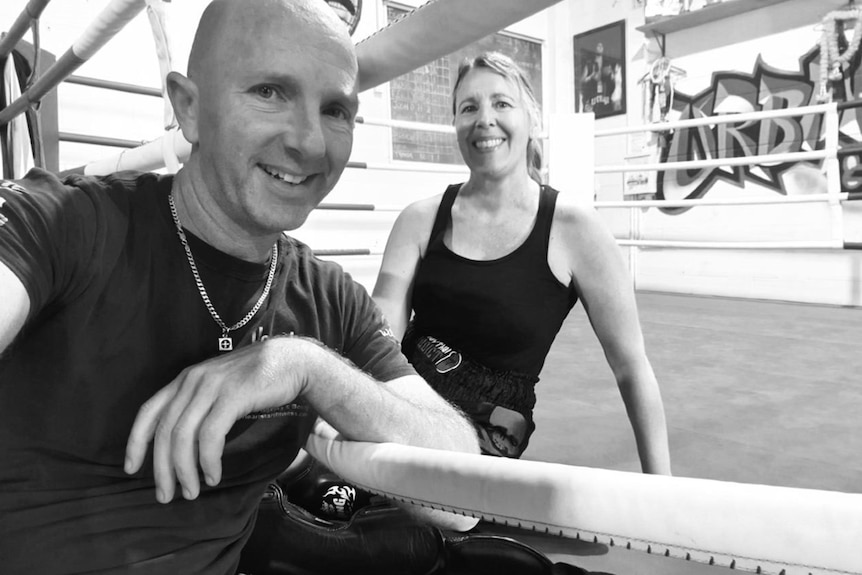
[
  {"xmin": 295, "ymin": 337, "xmax": 480, "ymax": 531},
  {"xmin": 294, "ymin": 337, "xmax": 479, "ymax": 454}
]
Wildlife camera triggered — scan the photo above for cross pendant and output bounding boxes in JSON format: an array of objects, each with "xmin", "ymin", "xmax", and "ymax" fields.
[{"xmin": 218, "ymin": 336, "xmax": 233, "ymax": 352}]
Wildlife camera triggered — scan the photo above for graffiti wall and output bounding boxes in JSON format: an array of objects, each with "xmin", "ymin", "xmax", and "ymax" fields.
[
  {"xmin": 659, "ymin": 45, "xmax": 861, "ymax": 210},
  {"xmin": 631, "ymin": 8, "xmax": 862, "ymax": 306}
]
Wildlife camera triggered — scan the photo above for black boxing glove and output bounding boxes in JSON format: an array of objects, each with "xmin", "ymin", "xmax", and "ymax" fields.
[{"xmin": 238, "ymin": 481, "xmax": 445, "ymax": 575}]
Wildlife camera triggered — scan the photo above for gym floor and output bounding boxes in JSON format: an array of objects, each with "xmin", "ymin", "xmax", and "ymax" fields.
[
  {"xmin": 517, "ymin": 291, "xmax": 862, "ymax": 574},
  {"xmin": 528, "ymin": 291, "xmax": 862, "ymax": 493}
]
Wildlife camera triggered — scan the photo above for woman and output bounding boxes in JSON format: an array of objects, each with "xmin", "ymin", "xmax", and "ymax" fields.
[{"xmin": 373, "ymin": 52, "xmax": 671, "ymax": 474}]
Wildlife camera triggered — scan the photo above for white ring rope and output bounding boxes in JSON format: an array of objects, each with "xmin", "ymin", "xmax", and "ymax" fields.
[
  {"xmin": 596, "ymin": 192, "xmax": 851, "ymax": 210},
  {"xmin": 355, "ymin": 0, "xmax": 563, "ymax": 92},
  {"xmin": 315, "ymin": 248, "xmax": 384, "ymax": 257},
  {"xmin": 71, "ymin": 0, "xmax": 145, "ymax": 61},
  {"xmin": 78, "ymin": 104, "xmax": 857, "ymax": 252},
  {"xmin": 83, "ymin": 125, "xmax": 187, "ymax": 174},
  {"xmin": 144, "ymin": 0, "xmax": 176, "ymax": 131},
  {"xmin": 80, "ymin": 128, "xmax": 470, "ymax": 176},
  {"xmin": 355, "ymin": 161, "xmax": 467, "ymax": 174},
  {"xmin": 356, "ymin": 115, "xmax": 550, "ymax": 140},
  {"xmin": 594, "ymin": 102, "xmax": 838, "ymax": 138},
  {"xmin": 596, "ymin": 149, "xmax": 830, "ymax": 174},
  {"xmin": 160, "ymin": 124, "xmax": 180, "ymax": 174},
  {"xmin": 0, "ymin": 0, "xmax": 147, "ymax": 127},
  {"xmin": 357, "ymin": 116, "xmax": 455, "ymax": 135},
  {"xmin": 314, "ymin": 242, "xmax": 852, "ymax": 257},
  {"xmin": 323, "ymin": 193, "xmax": 856, "ymax": 213},
  {"xmin": 305, "ymin": 435, "xmax": 862, "ymax": 575},
  {"xmin": 617, "ymin": 239, "xmax": 844, "ymax": 250}
]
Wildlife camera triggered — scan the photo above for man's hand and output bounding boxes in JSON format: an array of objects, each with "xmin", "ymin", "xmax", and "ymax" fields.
[{"xmin": 124, "ymin": 337, "xmax": 312, "ymax": 503}]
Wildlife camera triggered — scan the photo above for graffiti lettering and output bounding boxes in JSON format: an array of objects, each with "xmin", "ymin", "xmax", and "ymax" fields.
[{"xmin": 658, "ymin": 47, "xmax": 861, "ymax": 213}]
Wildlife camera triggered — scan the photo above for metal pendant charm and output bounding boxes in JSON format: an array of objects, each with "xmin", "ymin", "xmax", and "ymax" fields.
[{"xmin": 218, "ymin": 337, "xmax": 233, "ymax": 352}]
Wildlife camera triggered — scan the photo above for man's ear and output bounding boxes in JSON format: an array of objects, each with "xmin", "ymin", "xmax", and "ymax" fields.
[{"xmin": 167, "ymin": 71, "xmax": 200, "ymax": 145}]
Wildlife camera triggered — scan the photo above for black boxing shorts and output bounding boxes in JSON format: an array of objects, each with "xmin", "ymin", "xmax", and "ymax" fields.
[{"xmin": 402, "ymin": 328, "xmax": 538, "ymax": 459}]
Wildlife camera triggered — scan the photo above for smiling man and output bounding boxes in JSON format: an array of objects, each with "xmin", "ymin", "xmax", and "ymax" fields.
[{"xmin": 0, "ymin": 0, "xmax": 478, "ymax": 573}]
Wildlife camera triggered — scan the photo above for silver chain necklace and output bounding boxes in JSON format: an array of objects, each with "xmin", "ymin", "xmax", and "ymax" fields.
[{"xmin": 169, "ymin": 194, "xmax": 278, "ymax": 352}]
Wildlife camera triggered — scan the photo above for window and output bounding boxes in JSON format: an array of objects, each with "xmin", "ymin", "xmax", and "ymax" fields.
[{"xmin": 386, "ymin": 4, "xmax": 543, "ymax": 164}]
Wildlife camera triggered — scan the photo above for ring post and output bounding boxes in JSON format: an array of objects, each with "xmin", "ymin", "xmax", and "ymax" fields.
[{"xmin": 548, "ymin": 113, "xmax": 595, "ymax": 206}]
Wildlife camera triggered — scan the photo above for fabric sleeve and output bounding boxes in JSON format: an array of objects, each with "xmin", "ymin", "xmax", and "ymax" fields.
[
  {"xmin": 339, "ymin": 274, "xmax": 416, "ymax": 383},
  {"xmin": 0, "ymin": 169, "xmax": 110, "ymax": 320}
]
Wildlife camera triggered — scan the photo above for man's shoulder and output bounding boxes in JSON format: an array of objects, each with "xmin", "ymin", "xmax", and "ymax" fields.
[
  {"xmin": 1, "ymin": 169, "xmax": 104, "ymax": 224},
  {"xmin": 278, "ymin": 234, "xmax": 352, "ymax": 282},
  {"xmin": 6, "ymin": 168, "xmax": 165, "ymax": 207},
  {"xmin": 1, "ymin": 168, "xmax": 171, "ymax": 259},
  {"xmin": 277, "ymin": 234, "xmax": 369, "ymax": 301},
  {"xmin": 280, "ymin": 234, "xmax": 328, "ymax": 264},
  {"xmin": 61, "ymin": 170, "xmax": 165, "ymax": 199},
  {"xmin": 2, "ymin": 167, "xmax": 66, "ymax": 198}
]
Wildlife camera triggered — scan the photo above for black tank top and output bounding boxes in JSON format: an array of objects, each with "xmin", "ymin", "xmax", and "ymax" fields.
[{"xmin": 411, "ymin": 183, "xmax": 578, "ymax": 377}]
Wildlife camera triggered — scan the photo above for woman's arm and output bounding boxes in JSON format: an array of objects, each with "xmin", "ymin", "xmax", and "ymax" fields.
[
  {"xmin": 553, "ymin": 203, "xmax": 671, "ymax": 475},
  {"xmin": 372, "ymin": 197, "xmax": 439, "ymax": 340}
]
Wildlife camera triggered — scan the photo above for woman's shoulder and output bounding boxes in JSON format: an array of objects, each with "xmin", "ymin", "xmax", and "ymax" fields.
[
  {"xmin": 547, "ymin": 189, "xmax": 618, "ymax": 258},
  {"xmin": 398, "ymin": 185, "xmax": 458, "ymax": 225},
  {"xmin": 402, "ymin": 192, "xmax": 445, "ymax": 217},
  {"xmin": 387, "ymin": 190, "xmax": 451, "ymax": 248},
  {"xmin": 548, "ymin": 188, "xmax": 600, "ymax": 227}
]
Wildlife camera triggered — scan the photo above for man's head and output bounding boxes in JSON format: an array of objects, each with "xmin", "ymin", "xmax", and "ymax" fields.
[{"xmin": 168, "ymin": 0, "xmax": 359, "ymax": 239}]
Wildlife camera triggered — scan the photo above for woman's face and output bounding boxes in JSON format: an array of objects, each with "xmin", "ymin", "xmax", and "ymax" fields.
[{"xmin": 453, "ymin": 68, "xmax": 532, "ymax": 181}]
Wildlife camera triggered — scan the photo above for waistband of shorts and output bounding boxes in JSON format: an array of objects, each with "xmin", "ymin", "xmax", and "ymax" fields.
[{"xmin": 402, "ymin": 328, "xmax": 538, "ymax": 416}]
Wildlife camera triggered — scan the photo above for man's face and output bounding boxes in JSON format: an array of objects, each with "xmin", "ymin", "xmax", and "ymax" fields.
[{"xmin": 192, "ymin": 6, "xmax": 359, "ymax": 234}]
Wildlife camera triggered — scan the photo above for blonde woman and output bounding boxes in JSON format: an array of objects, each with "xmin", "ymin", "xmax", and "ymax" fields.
[{"xmin": 374, "ymin": 52, "xmax": 671, "ymax": 474}]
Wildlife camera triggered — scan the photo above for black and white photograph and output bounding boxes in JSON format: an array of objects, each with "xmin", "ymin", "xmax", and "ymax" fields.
[
  {"xmin": 573, "ymin": 19, "xmax": 626, "ymax": 118},
  {"xmin": 0, "ymin": 1, "xmax": 859, "ymax": 574}
]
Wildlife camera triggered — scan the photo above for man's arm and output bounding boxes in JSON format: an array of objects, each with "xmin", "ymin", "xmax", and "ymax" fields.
[
  {"xmin": 124, "ymin": 336, "xmax": 479, "ymax": 518},
  {"xmin": 0, "ymin": 261, "xmax": 30, "ymax": 355}
]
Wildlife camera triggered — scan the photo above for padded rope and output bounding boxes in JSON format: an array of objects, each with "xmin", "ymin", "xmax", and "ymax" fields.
[
  {"xmin": 305, "ymin": 434, "xmax": 862, "ymax": 575},
  {"xmin": 144, "ymin": 0, "xmax": 176, "ymax": 131}
]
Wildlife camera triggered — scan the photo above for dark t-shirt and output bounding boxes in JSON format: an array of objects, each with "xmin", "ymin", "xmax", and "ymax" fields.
[{"xmin": 0, "ymin": 169, "xmax": 414, "ymax": 574}]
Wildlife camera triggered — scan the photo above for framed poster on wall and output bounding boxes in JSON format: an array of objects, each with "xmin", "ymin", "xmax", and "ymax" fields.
[{"xmin": 573, "ymin": 20, "xmax": 626, "ymax": 119}]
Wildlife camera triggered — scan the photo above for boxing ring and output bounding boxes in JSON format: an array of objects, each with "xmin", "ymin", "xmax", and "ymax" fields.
[{"xmin": 3, "ymin": 1, "xmax": 862, "ymax": 574}]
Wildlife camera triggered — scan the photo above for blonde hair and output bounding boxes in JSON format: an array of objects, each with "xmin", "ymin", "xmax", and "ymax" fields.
[{"xmin": 452, "ymin": 51, "xmax": 543, "ymax": 184}]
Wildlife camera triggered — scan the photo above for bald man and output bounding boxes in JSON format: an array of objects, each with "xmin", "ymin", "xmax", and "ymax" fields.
[{"xmin": 0, "ymin": 0, "xmax": 478, "ymax": 572}]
